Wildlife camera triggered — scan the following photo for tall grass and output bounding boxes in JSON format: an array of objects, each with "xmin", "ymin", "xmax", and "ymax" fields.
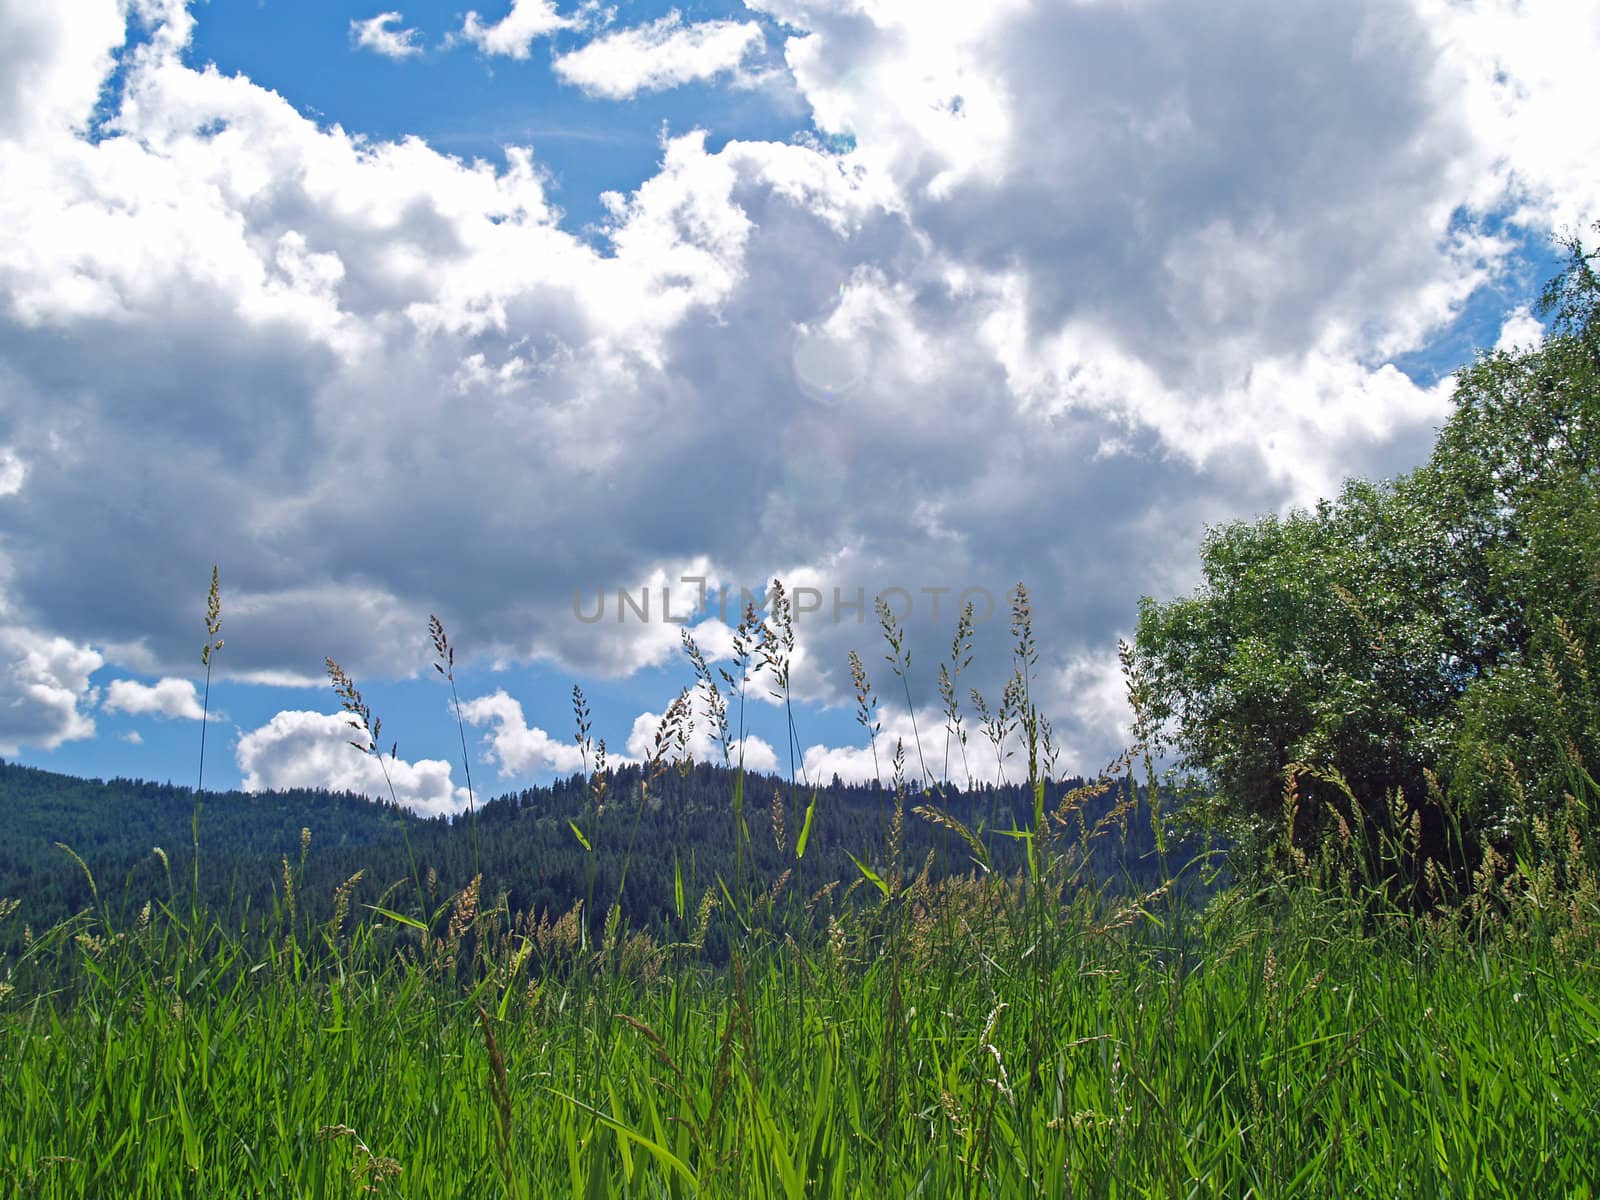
[
  {"xmin": 193, "ymin": 566, "xmax": 223, "ymax": 912},
  {"xmin": 3, "ymin": 581, "xmax": 1598, "ymax": 1197}
]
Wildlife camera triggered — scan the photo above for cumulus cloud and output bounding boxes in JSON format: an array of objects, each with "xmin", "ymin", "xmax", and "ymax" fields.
[
  {"xmin": 103, "ymin": 676, "xmax": 210, "ymax": 720},
  {"xmin": 1420, "ymin": 0, "xmax": 1600, "ymax": 231},
  {"xmin": 350, "ymin": 12, "xmax": 422, "ymax": 59},
  {"xmin": 0, "ymin": 0, "xmax": 1593, "ymax": 785},
  {"xmin": 800, "ymin": 705, "xmax": 980, "ymax": 788},
  {"xmin": 456, "ymin": 0, "xmax": 575, "ymax": 58},
  {"xmin": 756, "ymin": 0, "xmax": 1504, "ymax": 395},
  {"xmin": 0, "ymin": 0, "xmax": 125, "ymax": 142},
  {"xmin": 0, "ymin": 625, "xmax": 102, "ymax": 754},
  {"xmin": 1041, "ymin": 650, "xmax": 1137, "ymax": 775},
  {"xmin": 236, "ymin": 709, "xmax": 468, "ymax": 816},
  {"xmin": 801, "ymin": 739, "xmax": 879, "ymax": 787},
  {"xmin": 802, "ymin": 649, "xmax": 1135, "ymax": 790},
  {"xmin": 553, "ymin": 13, "xmax": 765, "ymax": 99},
  {"xmin": 0, "ymin": 447, "xmax": 24, "ymax": 496},
  {"xmin": 1494, "ymin": 305, "xmax": 1545, "ymax": 353},
  {"xmin": 627, "ymin": 705, "xmax": 781, "ymax": 776},
  {"xmin": 459, "ymin": 689, "xmax": 587, "ymax": 776}
]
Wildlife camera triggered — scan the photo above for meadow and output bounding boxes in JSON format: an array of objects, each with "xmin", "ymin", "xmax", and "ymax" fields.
[{"xmin": 3, "ymin": 592, "xmax": 1598, "ymax": 1197}]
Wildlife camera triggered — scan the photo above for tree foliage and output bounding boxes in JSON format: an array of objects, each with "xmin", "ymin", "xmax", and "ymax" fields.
[{"xmin": 1132, "ymin": 231, "xmax": 1600, "ymax": 890}]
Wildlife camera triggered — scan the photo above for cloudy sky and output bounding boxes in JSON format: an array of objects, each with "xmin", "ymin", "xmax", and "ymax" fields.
[{"xmin": 1, "ymin": 0, "xmax": 1596, "ymax": 814}]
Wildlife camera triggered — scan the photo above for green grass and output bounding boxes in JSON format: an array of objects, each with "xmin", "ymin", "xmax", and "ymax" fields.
[
  {"xmin": 3, "ymin": 842, "xmax": 1598, "ymax": 1198},
  {"xmin": 4, "ymin": 579, "xmax": 1598, "ymax": 1197}
]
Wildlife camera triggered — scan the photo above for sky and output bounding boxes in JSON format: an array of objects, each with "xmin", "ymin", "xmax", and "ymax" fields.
[{"xmin": 0, "ymin": 0, "xmax": 1597, "ymax": 815}]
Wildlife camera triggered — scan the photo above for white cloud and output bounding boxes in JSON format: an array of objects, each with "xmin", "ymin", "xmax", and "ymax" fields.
[
  {"xmin": 800, "ymin": 678, "xmax": 1130, "ymax": 789},
  {"xmin": 0, "ymin": 0, "xmax": 125, "ymax": 143},
  {"xmin": 801, "ymin": 740, "xmax": 880, "ymax": 786},
  {"xmin": 0, "ymin": 447, "xmax": 24, "ymax": 496},
  {"xmin": 103, "ymin": 676, "xmax": 211, "ymax": 720},
  {"xmin": 983, "ymin": 291, "xmax": 1461, "ymax": 506},
  {"xmin": 121, "ymin": 729, "xmax": 144, "ymax": 744},
  {"xmin": 350, "ymin": 12, "xmax": 422, "ymax": 60},
  {"xmin": 0, "ymin": 12, "xmax": 843, "ymax": 680},
  {"xmin": 681, "ymin": 616, "xmax": 736, "ymax": 665},
  {"xmin": 236, "ymin": 709, "xmax": 469, "ymax": 816},
  {"xmin": 555, "ymin": 563, "xmax": 741, "ymax": 679},
  {"xmin": 0, "ymin": 625, "xmax": 102, "ymax": 754},
  {"xmin": 553, "ymin": 13, "xmax": 764, "ymax": 99},
  {"xmin": 456, "ymin": 0, "xmax": 575, "ymax": 58},
  {"xmin": 459, "ymin": 688, "xmax": 587, "ymax": 776},
  {"xmin": 801, "ymin": 706, "xmax": 954, "ymax": 789},
  {"xmin": 626, "ymin": 705, "xmax": 781, "ymax": 775},
  {"xmin": 223, "ymin": 668, "xmax": 326, "ymax": 689},
  {"xmin": 1420, "ymin": 0, "xmax": 1600, "ymax": 231},
  {"xmin": 1, "ymin": 0, "xmax": 1596, "ymax": 785},
  {"xmin": 1494, "ymin": 305, "xmax": 1545, "ymax": 353},
  {"xmin": 1041, "ymin": 650, "xmax": 1136, "ymax": 775}
]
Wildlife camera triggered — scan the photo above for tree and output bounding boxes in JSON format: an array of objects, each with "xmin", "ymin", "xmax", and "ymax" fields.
[{"xmin": 1132, "ymin": 235, "xmax": 1600, "ymax": 891}]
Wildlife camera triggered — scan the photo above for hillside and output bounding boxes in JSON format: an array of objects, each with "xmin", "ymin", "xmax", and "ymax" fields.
[{"xmin": 0, "ymin": 757, "xmax": 1177, "ymax": 957}]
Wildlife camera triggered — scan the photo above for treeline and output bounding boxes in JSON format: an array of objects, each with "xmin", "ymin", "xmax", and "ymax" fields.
[{"xmin": 0, "ymin": 757, "xmax": 1183, "ymax": 959}]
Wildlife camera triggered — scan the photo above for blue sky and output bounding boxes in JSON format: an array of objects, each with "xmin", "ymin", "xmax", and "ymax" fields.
[
  {"xmin": 1, "ymin": 0, "xmax": 1597, "ymax": 813},
  {"xmin": 187, "ymin": 1, "xmax": 810, "ymax": 235}
]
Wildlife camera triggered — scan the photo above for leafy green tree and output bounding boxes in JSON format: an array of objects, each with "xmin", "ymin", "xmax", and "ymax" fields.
[{"xmin": 1132, "ymin": 232, "xmax": 1600, "ymax": 889}]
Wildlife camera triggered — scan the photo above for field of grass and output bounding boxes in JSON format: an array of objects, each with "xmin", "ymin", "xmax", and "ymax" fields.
[
  {"xmin": 4, "ymin": 781, "xmax": 1598, "ymax": 1198},
  {"xmin": 4, "ymin": 590, "xmax": 1598, "ymax": 1197}
]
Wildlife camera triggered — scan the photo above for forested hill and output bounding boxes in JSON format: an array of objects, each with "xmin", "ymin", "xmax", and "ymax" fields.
[
  {"xmin": 0, "ymin": 757, "xmax": 1182, "ymax": 957},
  {"xmin": 0, "ymin": 758, "xmax": 416, "ymax": 866},
  {"xmin": 0, "ymin": 758, "xmax": 420, "ymax": 950}
]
